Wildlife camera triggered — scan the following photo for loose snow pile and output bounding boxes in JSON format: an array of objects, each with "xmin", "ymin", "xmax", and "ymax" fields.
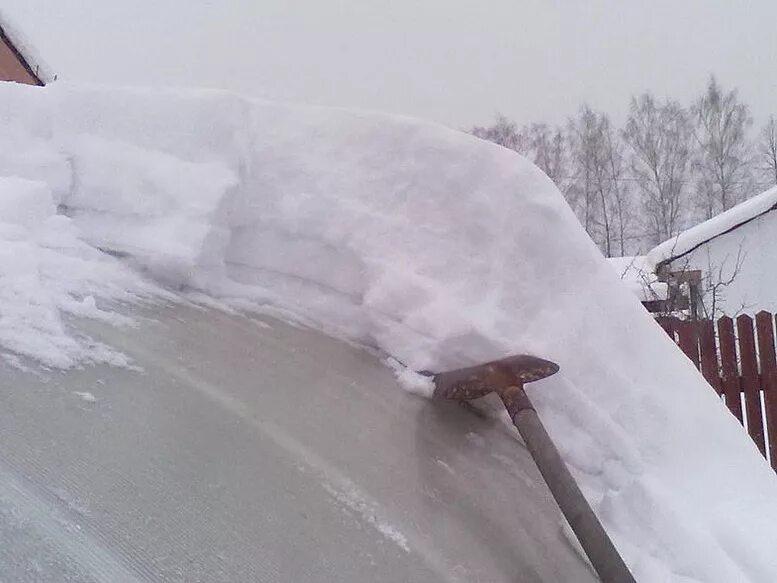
[
  {"xmin": 0, "ymin": 175, "xmax": 161, "ymax": 368},
  {"xmin": 2, "ymin": 80, "xmax": 777, "ymax": 581}
]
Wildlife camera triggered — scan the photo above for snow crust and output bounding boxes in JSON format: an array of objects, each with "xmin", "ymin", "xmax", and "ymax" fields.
[{"xmin": 2, "ymin": 80, "xmax": 777, "ymax": 581}]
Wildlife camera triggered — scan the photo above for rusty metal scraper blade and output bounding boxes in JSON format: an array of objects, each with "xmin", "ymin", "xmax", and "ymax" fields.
[{"xmin": 433, "ymin": 354, "xmax": 558, "ymax": 401}]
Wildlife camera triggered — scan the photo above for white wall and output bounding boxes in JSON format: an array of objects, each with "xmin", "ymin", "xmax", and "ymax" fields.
[{"xmin": 668, "ymin": 210, "xmax": 777, "ymax": 316}]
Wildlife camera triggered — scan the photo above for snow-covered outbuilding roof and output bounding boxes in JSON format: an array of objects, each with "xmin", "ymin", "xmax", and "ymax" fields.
[
  {"xmin": 647, "ymin": 185, "xmax": 777, "ymax": 270},
  {"xmin": 0, "ymin": 9, "xmax": 53, "ymax": 85}
]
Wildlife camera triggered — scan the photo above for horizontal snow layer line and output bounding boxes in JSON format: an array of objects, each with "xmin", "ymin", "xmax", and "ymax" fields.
[{"xmin": 2, "ymin": 81, "xmax": 777, "ymax": 582}]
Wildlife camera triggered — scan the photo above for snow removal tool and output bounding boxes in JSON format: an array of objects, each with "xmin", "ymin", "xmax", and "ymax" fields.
[{"xmin": 433, "ymin": 354, "xmax": 635, "ymax": 583}]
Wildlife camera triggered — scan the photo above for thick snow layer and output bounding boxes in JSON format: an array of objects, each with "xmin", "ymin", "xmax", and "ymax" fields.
[
  {"xmin": 607, "ymin": 256, "xmax": 667, "ymax": 302},
  {"xmin": 648, "ymin": 185, "xmax": 777, "ymax": 268},
  {"xmin": 2, "ymin": 80, "xmax": 777, "ymax": 581}
]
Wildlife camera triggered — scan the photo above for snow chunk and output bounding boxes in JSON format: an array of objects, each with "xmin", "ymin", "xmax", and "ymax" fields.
[
  {"xmin": 0, "ymin": 175, "xmax": 162, "ymax": 368},
  {"xmin": 385, "ymin": 357, "xmax": 435, "ymax": 397},
  {"xmin": 73, "ymin": 391, "xmax": 97, "ymax": 403}
]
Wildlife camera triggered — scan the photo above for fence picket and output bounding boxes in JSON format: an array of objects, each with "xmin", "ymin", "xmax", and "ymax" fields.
[
  {"xmin": 659, "ymin": 312, "xmax": 777, "ymax": 467},
  {"xmin": 677, "ymin": 321, "xmax": 700, "ymax": 369},
  {"xmin": 756, "ymin": 312, "xmax": 777, "ymax": 469},
  {"xmin": 737, "ymin": 315, "xmax": 766, "ymax": 456},
  {"xmin": 698, "ymin": 319, "xmax": 721, "ymax": 395},
  {"xmin": 718, "ymin": 316, "xmax": 743, "ymax": 423}
]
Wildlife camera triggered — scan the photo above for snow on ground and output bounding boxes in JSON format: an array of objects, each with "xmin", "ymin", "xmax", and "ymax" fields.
[{"xmin": 2, "ymin": 80, "xmax": 777, "ymax": 581}]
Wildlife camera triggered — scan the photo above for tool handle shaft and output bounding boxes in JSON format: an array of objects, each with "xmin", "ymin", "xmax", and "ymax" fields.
[{"xmin": 503, "ymin": 389, "xmax": 636, "ymax": 583}]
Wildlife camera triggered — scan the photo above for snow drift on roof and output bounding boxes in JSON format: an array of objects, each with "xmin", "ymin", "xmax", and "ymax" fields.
[
  {"xmin": 648, "ymin": 185, "xmax": 777, "ymax": 268},
  {"xmin": 0, "ymin": 8, "xmax": 54, "ymax": 84},
  {"xmin": 2, "ymin": 80, "xmax": 777, "ymax": 582}
]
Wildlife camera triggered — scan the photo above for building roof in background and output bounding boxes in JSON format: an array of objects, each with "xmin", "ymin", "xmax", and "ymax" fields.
[
  {"xmin": 647, "ymin": 185, "xmax": 777, "ymax": 270},
  {"xmin": 0, "ymin": 9, "xmax": 53, "ymax": 85}
]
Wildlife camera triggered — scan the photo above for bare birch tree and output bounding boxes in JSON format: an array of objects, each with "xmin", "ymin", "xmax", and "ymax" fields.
[
  {"xmin": 758, "ymin": 116, "xmax": 777, "ymax": 187},
  {"xmin": 470, "ymin": 114, "xmax": 529, "ymax": 153},
  {"xmin": 527, "ymin": 123, "xmax": 569, "ymax": 189},
  {"xmin": 691, "ymin": 77, "xmax": 754, "ymax": 218},
  {"xmin": 604, "ymin": 125, "xmax": 632, "ymax": 256},
  {"xmin": 567, "ymin": 106, "xmax": 630, "ymax": 256},
  {"xmin": 623, "ymin": 94, "xmax": 693, "ymax": 246},
  {"xmin": 567, "ymin": 107, "xmax": 604, "ymax": 250},
  {"xmin": 470, "ymin": 116, "xmax": 577, "ymax": 210}
]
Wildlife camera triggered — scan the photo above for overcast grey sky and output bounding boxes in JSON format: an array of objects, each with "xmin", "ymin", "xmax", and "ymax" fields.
[{"xmin": 4, "ymin": 0, "xmax": 777, "ymax": 129}]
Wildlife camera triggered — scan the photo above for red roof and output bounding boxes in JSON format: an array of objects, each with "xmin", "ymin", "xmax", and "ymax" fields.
[{"xmin": 0, "ymin": 13, "xmax": 47, "ymax": 85}]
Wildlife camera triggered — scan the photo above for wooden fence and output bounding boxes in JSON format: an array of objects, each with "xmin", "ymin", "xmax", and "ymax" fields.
[{"xmin": 657, "ymin": 312, "xmax": 777, "ymax": 469}]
